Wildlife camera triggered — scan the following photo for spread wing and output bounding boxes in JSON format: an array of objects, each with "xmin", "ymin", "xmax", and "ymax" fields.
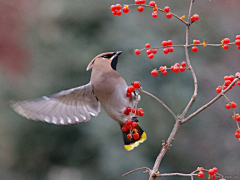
[{"xmin": 11, "ymin": 83, "xmax": 101, "ymax": 125}]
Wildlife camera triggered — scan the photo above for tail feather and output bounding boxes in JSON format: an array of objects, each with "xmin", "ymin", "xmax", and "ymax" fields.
[{"xmin": 121, "ymin": 122, "xmax": 147, "ymax": 151}]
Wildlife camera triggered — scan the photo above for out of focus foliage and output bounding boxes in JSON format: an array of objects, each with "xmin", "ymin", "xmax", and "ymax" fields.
[{"xmin": 0, "ymin": 0, "xmax": 239, "ymax": 180}]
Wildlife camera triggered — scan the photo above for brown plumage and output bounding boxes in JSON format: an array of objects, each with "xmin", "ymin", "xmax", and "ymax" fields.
[{"xmin": 11, "ymin": 51, "xmax": 146, "ymax": 150}]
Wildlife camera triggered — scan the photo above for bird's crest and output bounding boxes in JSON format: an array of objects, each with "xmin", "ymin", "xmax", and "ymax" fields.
[{"xmin": 86, "ymin": 52, "xmax": 114, "ymax": 71}]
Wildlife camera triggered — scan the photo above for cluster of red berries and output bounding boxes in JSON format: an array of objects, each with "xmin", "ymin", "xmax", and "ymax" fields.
[
  {"xmin": 190, "ymin": 14, "xmax": 199, "ymax": 22},
  {"xmin": 222, "ymin": 38, "xmax": 230, "ymax": 49},
  {"xmin": 235, "ymin": 35, "xmax": 240, "ymax": 49},
  {"xmin": 126, "ymin": 81, "xmax": 141, "ymax": 97},
  {"xmin": 162, "ymin": 40, "xmax": 174, "ymax": 54},
  {"xmin": 151, "ymin": 61, "xmax": 187, "ymax": 76},
  {"xmin": 197, "ymin": 167, "xmax": 226, "ymax": 180},
  {"xmin": 216, "ymin": 72, "xmax": 240, "ymax": 94},
  {"xmin": 152, "ymin": 4, "xmax": 172, "ymax": 19},
  {"xmin": 192, "ymin": 39, "xmax": 201, "ymax": 52},
  {"xmin": 123, "ymin": 107, "xmax": 145, "ymax": 117},
  {"xmin": 110, "ymin": 4, "xmax": 123, "ymax": 16},
  {"xmin": 226, "ymin": 102, "xmax": 237, "ymax": 109},
  {"xmin": 232, "ymin": 114, "xmax": 240, "ymax": 121},
  {"xmin": 121, "ymin": 118, "xmax": 140, "ymax": 140}
]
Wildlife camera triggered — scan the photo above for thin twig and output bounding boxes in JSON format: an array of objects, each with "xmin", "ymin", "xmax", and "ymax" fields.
[
  {"xmin": 122, "ymin": 167, "xmax": 151, "ymax": 177},
  {"xmin": 139, "ymin": 89, "xmax": 176, "ymax": 119},
  {"xmin": 188, "ymin": 42, "xmax": 235, "ymax": 47}
]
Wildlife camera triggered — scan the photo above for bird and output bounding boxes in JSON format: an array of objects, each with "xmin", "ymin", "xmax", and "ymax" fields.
[{"xmin": 11, "ymin": 51, "xmax": 147, "ymax": 151}]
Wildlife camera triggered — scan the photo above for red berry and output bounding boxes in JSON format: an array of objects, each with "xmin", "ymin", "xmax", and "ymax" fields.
[
  {"xmin": 148, "ymin": 53, "xmax": 154, "ymax": 59},
  {"xmin": 236, "ymin": 35, "xmax": 240, "ymax": 40},
  {"xmin": 225, "ymin": 80, "xmax": 231, "ymax": 86},
  {"xmin": 162, "ymin": 41, "xmax": 168, "ymax": 47},
  {"xmin": 166, "ymin": 13, "xmax": 172, "ymax": 19},
  {"xmin": 167, "ymin": 40, "xmax": 173, "ymax": 46},
  {"xmin": 127, "ymin": 133, "xmax": 132, "ymax": 140},
  {"xmin": 152, "ymin": 48, "xmax": 157, "ymax": 54},
  {"xmin": 168, "ymin": 46, "xmax": 174, "ymax": 52},
  {"xmin": 122, "ymin": 126, "xmax": 128, "ymax": 132},
  {"xmin": 164, "ymin": 6, "xmax": 170, "ymax": 12},
  {"xmin": 198, "ymin": 171, "xmax": 204, "ymax": 178},
  {"xmin": 132, "ymin": 108, "xmax": 135, "ymax": 113},
  {"xmin": 125, "ymin": 119, "xmax": 133, "ymax": 126},
  {"xmin": 116, "ymin": 10, "xmax": 122, "ymax": 16},
  {"xmin": 138, "ymin": 6, "xmax": 144, "ymax": 12},
  {"xmin": 135, "ymin": 49, "xmax": 141, "ymax": 55},
  {"xmin": 235, "ymin": 39, "xmax": 240, "ymax": 45},
  {"xmin": 145, "ymin": 43, "xmax": 150, "ymax": 48},
  {"xmin": 139, "ymin": 0, "xmax": 146, "ymax": 4},
  {"xmin": 149, "ymin": 1, "xmax": 156, "ymax": 6},
  {"xmin": 126, "ymin": 92, "xmax": 132, "ymax": 97},
  {"xmin": 190, "ymin": 16, "xmax": 194, "ymax": 22},
  {"xmin": 235, "ymin": 72, "xmax": 240, "ymax": 78},
  {"xmin": 159, "ymin": 66, "xmax": 165, "ymax": 72},
  {"xmin": 174, "ymin": 63, "xmax": 180, "ymax": 67},
  {"xmin": 192, "ymin": 46, "xmax": 198, "ymax": 52},
  {"xmin": 133, "ymin": 81, "xmax": 140, "ymax": 88},
  {"xmin": 235, "ymin": 132, "xmax": 240, "ymax": 138},
  {"xmin": 226, "ymin": 103, "xmax": 231, "ymax": 109},
  {"xmin": 151, "ymin": 70, "xmax": 158, "ymax": 76},
  {"xmin": 173, "ymin": 66, "xmax": 179, "ymax": 73},
  {"xmin": 126, "ymin": 107, "xmax": 131, "ymax": 113},
  {"xmin": 128, "ymin": 85, "xmax": 135, "ymax": 92},
  {"xmin": 110, "ymin": 5, "xmax": 117, "ymax": 11},
  {"xmin": 237, "ymin": 80, "xmax": 240, "ymax": 86},
  {"xmin": 116, "ymin": 4, "xmax": 122, "ymax": 10},
  {"xmin": 163, "ymin": 48, "xmax": 169, "ymax": 54},
  {"xmin": 180, "ymin": 66, "xmax": 185, "ymax": 72},
  {"xmin": 229, "ymin": 75, "xmax": 234, "ymax": 81},
  {"xmin": 223, "ymin": 44, "xmax": 229, "ymax": 49},
  {"xmin": 123, "ymin": 7, "xmax": 129, "ymax": 13},
  {"xmin": 138, "ymin": 108, "xmax": 143, "ymax": 112},
  {"xmin": 208, "ymin": 169, "xmax": 215, "ymax": 175},
  {"xmin": 212, "ymin": 167, "xmax": 218, "ymax": 173},
  {"xmin": 216, "ymin": 86, "xmax": 222, "ymax": 93},
  {"xmin": 231, "ymin": 102, "xmax": 237, "ymax": 108},
  {"xmin": 146, "ymin": 49, "xmax": 152, "ymax": 55},
  {"xmin": 171, "ymin": 65, "xmax": 174, "ymax": 71},
  {"xmin": 195, "ymin": 40, "xmax": 201, "ymax": 45},
  {"xmin": 162, "ymin": 71, "xmax": 167, "ymax": 75},
  {"xmin": 135, "ymin": 0, "xmax": 141, "ymax": 4},
  {"xmin": 132, "ymin": 122, "xmax": 138, "ymax": 128},
  {"xmin": 211, "ymin": 174, "xmax": 216, "ymax": 179},
  {"xmin": 192, "ymin": 14, "xmax": 199, "ymax": 21},
  {"xmin": 224, "ymin": 76, "xmax": 229, "ymax": 81},
  {"xmin": 139, "ymin": 111, "xmax": 144, "ymax": 116},
  {"xmin": 133, "ymin": 132, "xmax": 140, "ymax": 140},
  {"xmin": 223, "ymin": 38, "xmax": 230, "ymax": 44},
  {"xmin": 181, "ymin": 61, "xmax": 187, "ymax": 67},
  {"xmin": 152, "ymin": 12, "xmax": 158, "ymax": 18},
  {"xmin": 136, "ymin": 109, "xmax": 139, "ymax": 115},
  {"xmin": 112, "ymin": 11, "xmax": 117, "ymax": 15},
  {"xmin": 236, "ymin": 116, "xmax": 240, "ymax": 121}
]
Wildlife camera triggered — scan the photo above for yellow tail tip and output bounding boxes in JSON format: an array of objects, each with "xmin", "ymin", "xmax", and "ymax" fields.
[{"xmin": 124, "ymin": 132, "xmax": 147, "ymax": 151}]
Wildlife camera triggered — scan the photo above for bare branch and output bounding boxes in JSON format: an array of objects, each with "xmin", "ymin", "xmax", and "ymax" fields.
[
  {"xmin": 181, "ymin": 77, "xmax": 240, "ymax": 124},
  {"xmin": 139, "ymin": 89, "xmax": 177, "ymax": 119},
  {"xmin": 155, "ymin": 172, "xmax": 198, "ymax": 177},
  {"xmin": 181, "ymin": 0, "xmax": 198, "ymax": 117}
]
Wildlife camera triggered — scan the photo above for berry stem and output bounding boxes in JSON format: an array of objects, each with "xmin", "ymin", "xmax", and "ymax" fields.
[{"xmin": 125, "ymin": 4, "xmax": 188, "ymax": 25}]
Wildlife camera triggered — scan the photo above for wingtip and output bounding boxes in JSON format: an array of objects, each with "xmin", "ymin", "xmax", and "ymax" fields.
[{"xmin": 124, "ymin": 132, "xmax": 147, "ymax": 151}]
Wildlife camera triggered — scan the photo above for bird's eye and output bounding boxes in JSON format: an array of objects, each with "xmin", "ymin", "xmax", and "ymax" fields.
[
  {"xmin": 103, "ymin": 55, "xmax": 109, "ymax": 58},
  {"xmin": 102, "ymin": 54, "xmax": 114, "ymax": 59}
]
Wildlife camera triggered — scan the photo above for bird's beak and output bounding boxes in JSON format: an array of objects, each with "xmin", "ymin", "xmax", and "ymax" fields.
[{"xmin": 110, "ymin": 51, "xmax": 122, "ymax": 61}]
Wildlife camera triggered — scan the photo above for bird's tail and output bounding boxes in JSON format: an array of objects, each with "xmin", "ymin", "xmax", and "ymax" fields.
[{"xmin": 121, "ymin": 118, "xmax": 147, "ymax": 151}]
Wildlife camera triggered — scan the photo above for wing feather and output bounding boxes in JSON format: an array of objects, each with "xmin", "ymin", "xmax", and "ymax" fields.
[{"xmin": 11, "ymin": 83, "xmax": 101, "ymax": 125}]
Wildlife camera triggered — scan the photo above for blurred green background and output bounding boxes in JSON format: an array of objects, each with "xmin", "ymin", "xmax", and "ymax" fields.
[{"xmin": 0, "ymin": 0, "xmax": 239, "ymax": 180}]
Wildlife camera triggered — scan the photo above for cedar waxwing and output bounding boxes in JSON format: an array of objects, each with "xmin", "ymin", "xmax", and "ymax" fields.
[{"xmin": 11, "ymin": 51, "xmax": 147, "ymax": 151}]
